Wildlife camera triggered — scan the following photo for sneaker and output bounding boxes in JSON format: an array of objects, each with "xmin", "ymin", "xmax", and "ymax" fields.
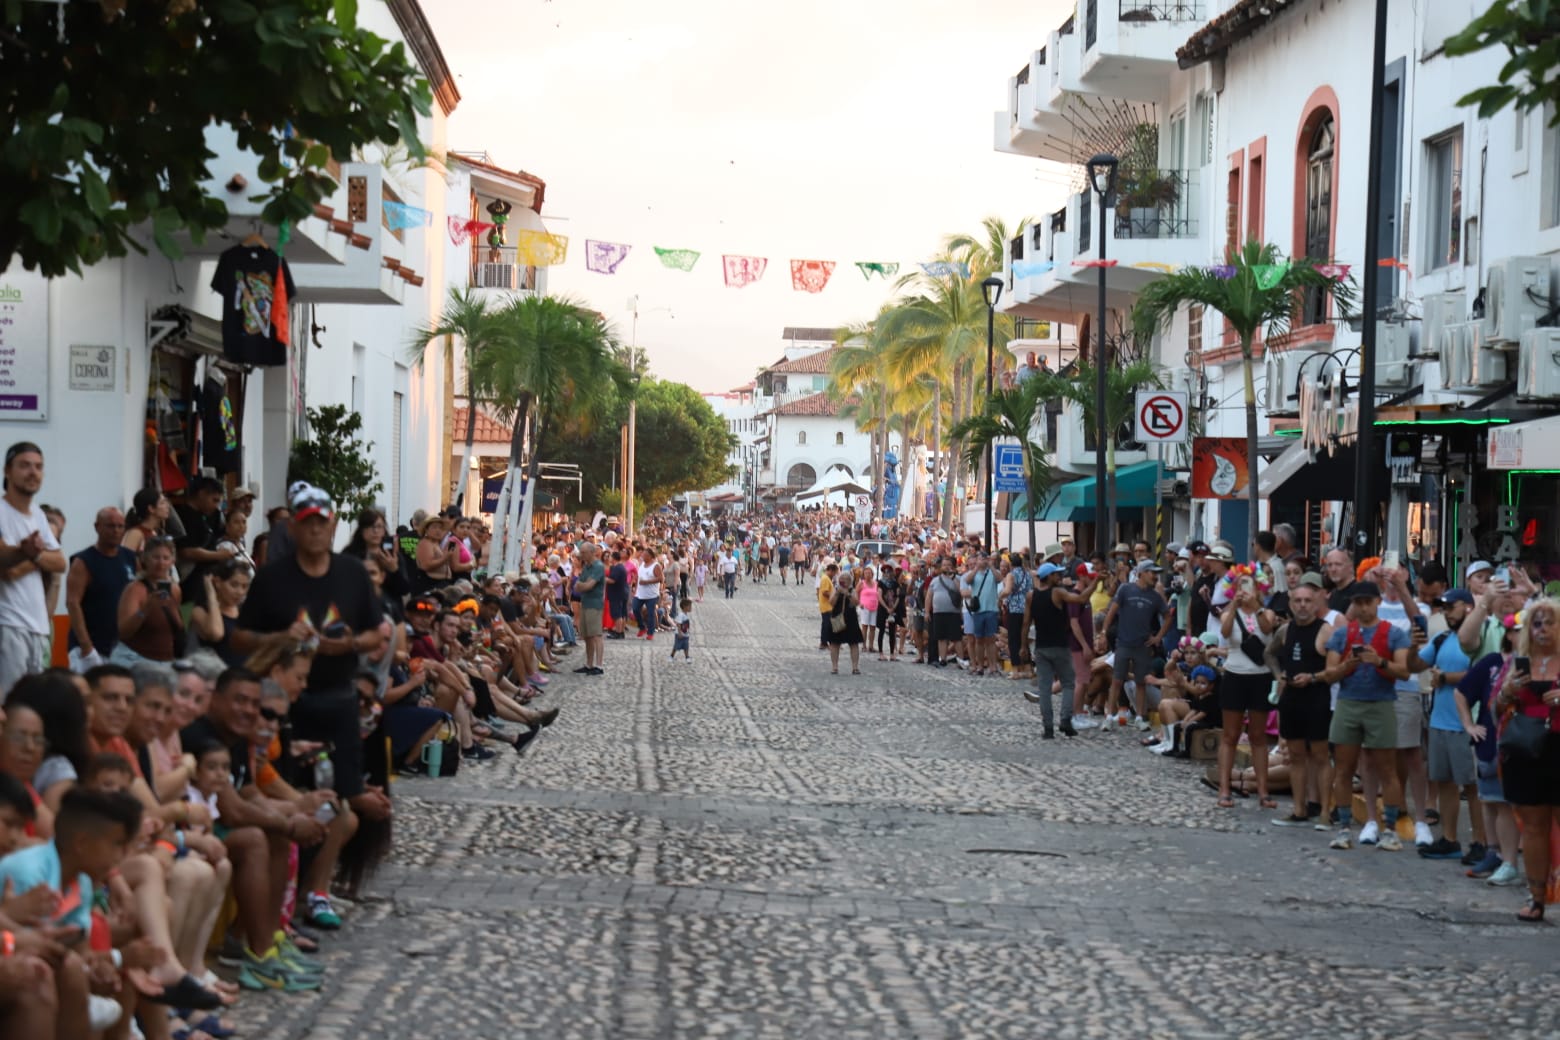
[
  {"xmin": 1376, "ymin": 829, "xmax": 1403, "ymax": 852},
  {"xmin": 573, "ymin": 665, "xmax": 592, "ymax": 674},
  {"xmin": 1272, "ymin": 813, "xmax": 1312, "ymax": 827},
  {"xmin": 461, "ymin": 744, "xmax": 497, "ymax": 761},
  {"xmin": 304, "ymin": 891, "xmax": 342, "ymax": 930},
  {"xmin": 1330, "ymin": 829, "xmax": 1354, "ymax": 850},
  {"xmin": 238, "ymin": 948, "xmax": 321, "ymax": 992},
  {"xmin": 1418, "ymin": 837, "xmax": 1463, "ymax": 860},
  {"xmin": 1467, "ymin": 851, "xmax": 1503, "ymax": 879},
  {"xmin": 527, "ymin": 673, "xmax": 549, "ymax": 687},
  {"xmin": 1487, "ymin": 862, "xmax": 1524, "ymax": 886},
  {"xmin": 1070, "ymin": 714, "xmax": 1097, "ymax": 731},
  {"xmin": 511, "ymin": 724, "xmax": 542, "ymax": 756},
  {"xmin": 1134, "ymin": 717, "xmax": 1151, "ymax": 732},
  {"xmin": 1414, "ymin": 821, "xmax": 1434, "ymax": 848},
  {"xmin": 89, "ymin": 994, "xmax": 122, "ymax": 1030},
  {"xmin": 586, "ymin": 667, "xmax": 604, "ymax": 675},
  {"xmin": 1150, "ymin": 742, "xmax": 1174, "ymax": 755},
  {"xmin": 1359, "ymin": 821, "xmax": 1380, "ymax": 846},
  {"xmin": 1461, "ymin": 841, "xmax": 1488, "ymax": 866},
  {"xmin": 1022, "ymin": 689, "xmax": 1042, "ymax": 704},
  {"xmin": 273, "ymin": 930, "xmax": 324, "ymax": 973}
]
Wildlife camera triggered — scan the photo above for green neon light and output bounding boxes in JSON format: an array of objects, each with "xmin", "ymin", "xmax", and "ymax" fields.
[
  {"xmin": 1274, "ymin": 427, "xmax": 1303, "ymax": 437},
  {"xmin": 1373, "ymin": 418, "xmax": 1511, "ymax": 427},
  {"xmin": 1509, "ymin": 469, "xmax": 1560, "ymax": 508}
]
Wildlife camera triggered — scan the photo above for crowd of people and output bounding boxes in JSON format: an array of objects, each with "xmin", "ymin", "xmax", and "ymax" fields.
[
  {"xmin": 687, "ymin": 508, "xmax": 1560, "ymax": 925},
  {"xmin": 0, "ymin": 442, "xmax": 641, "ymax": 1038},
  {"xmin": 2, "ymin": 431, "xmax": 1557, "ymax": 1037}
]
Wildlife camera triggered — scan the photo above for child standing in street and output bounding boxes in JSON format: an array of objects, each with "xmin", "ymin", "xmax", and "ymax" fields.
[
  {"xmin": 671, "ymin": 598, "xmax": 693, "ymax": 661},
  {"xmin": 694, "ymin": 559, "xmax": 708, "ymax": 602}
]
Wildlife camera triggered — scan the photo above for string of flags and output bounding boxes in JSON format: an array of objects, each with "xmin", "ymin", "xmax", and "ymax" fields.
[{"xmin": 1009, "ymin": 259, "xmax": 1357, "ymax": 283}]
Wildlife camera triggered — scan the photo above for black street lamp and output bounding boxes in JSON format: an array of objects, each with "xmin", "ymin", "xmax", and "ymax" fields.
[
  {"xmin": 1086, "ymin": 153, "xmax": 1119, "ymax": 552},
  {"xmin": 1353, "ymin": 0, "xmax": 1389, "ymax": 557},
  {"xmin": 981, "ymin": 275, "xmax": 1004, "ymax": 553}
]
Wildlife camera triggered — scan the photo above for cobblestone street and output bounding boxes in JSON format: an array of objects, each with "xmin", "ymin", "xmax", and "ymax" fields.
[{"xmin": 252, "ymin": 582, "xmax": 1559, "ymax": 1039}]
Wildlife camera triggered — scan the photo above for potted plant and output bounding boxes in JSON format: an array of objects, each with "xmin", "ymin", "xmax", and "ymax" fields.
[{"xmin": 1114, "ymin": 123, "xmax": 1179, "ymax": 237}]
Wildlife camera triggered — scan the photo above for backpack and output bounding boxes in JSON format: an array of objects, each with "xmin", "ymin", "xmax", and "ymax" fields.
[{"xmin": 1344, "ymin": 619, "xmax": 1396, "ymax": 680}]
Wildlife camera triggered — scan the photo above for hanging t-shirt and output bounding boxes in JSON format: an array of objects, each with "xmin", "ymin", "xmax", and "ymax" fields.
[
  {"xmin": 201, "ymin": 376, "xmax": 240, "ymax": 475},
  {"xmin": 211, "ymin": 244, "xmax": 296, "ymax": 366}
]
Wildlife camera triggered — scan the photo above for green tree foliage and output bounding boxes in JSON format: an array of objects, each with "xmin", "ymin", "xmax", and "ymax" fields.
[
  {"xmin": 2, "ymin": 0, "xmax": 432, "ymax": 276},
  {"xmin": 948, "ymin": 379, "xmax": 1053, "ymax": 553},
  {"xmin": 1445, "ymin": 1, "xmax": 1560, "ymax": 126},
  {"xmin": 288, "ymin": 404, "xmax": 384, "ymax": 518}
]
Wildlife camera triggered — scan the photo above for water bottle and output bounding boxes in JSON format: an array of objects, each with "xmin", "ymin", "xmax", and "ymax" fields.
[
  {"xmin": 422, "ymin": 732, "xmax": 443, "ymax": 776},
  {"xmin": 313, "ymin": 751, "xmax": 335, "ymax": 793}
]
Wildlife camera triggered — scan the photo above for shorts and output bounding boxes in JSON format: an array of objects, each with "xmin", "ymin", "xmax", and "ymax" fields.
[
  {"xmin": 1499, "ymin": 730, "xmax": 1560, "ymax": 806},
  {"xmin": 1476, "ymin": 756, "xmax": 1505, "ymax": 804},
  {"xmin": 1426, "ymin": 726, "xmax": 1476, "ymax": 786},
  {"xmin": 932, "ymin": 612, "xmax": 963, "ymax": 644},
  {"xmin": 1394, "ymin": 689, "xmax": 1425, "ymax": 749},
  {"xmin": 288, "ymin": 691, "xmax": 366, "ymax": 799},
  {"xmin": 1329, "ymin": 698, "xmax": 1398, "ymax": 750},
  {"xmin": 962, "ymin": 609, "xmax": 975, "ymax": 637},
  {"xmin": 858, "ymin": 606, "xmax": 876, "ymax": 627},
  {"xmin": 1278, "ymin": 689, "xmax": 1332, "ymax": 744},
  {"xmin": 970, "ymin": 611, "xmax": 999, "ymax": 639},
  {"xmin": 580, "ymin": 610, "xmax": 604, "ymax": 638},
  {"xmin": 1112, "ymin": 644, "xmax": 1154, "ymax": 683},
  {"xmin": 1219, "ymin": 670, "xmax": 1273, "ymax": 714}
]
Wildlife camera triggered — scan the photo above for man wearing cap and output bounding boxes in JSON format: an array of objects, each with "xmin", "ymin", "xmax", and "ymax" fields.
[
  {"xmin": 1190, "ymin": 543, "xmax": 1231, "ymax": 638},
  {"xmin": 1268, "ymin": 572, "xmax": 1334, "ymax": 826},
  {"xmin": 1058, "ymin": 537, "xmax": 1081, "ymax": 577},
  {"xmin": 1022, "ymin": 562, "xmax": 1102, "ymax": 737},
  {"xmin": 1458, "ymin": 560, "xmax": 1534, "ymax": 659},
  {"xmin": 1319, "ymin": 580, "xmax": 1411, "ymax": 851},
  {"xmin": 1101, "ymin": 562, "xmax": 1171, "ymax": 727},
  {"xmin": 233, "ymin": 483, "xmax": 390, "ymax": 823},
  {"xmin": 1411, "ymin": 588, "xmax": 1482, "ymax": 859},
  {"xmin": 0, "ymin": 441, "xmax": 65, "ymax": 695}
]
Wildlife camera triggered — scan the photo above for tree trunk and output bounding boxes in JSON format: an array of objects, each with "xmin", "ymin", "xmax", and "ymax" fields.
[
  {"xmin": 930, "ymin": 381, "xmax": 943, "ymax": 526},
  {"xmin": 1242, "ymin": 339, "xmax": 1261, "ymax": 554},
  {"xmin": 499, "ymin": 394, "xmax": 532, "ymax": 573},
  {"xmin": 944, "ymin": 363, "xmax": 963, "ymax": 530},
  {"xmin": 513, "ymin": 411, "xmax": 545, "ymax": 574}
]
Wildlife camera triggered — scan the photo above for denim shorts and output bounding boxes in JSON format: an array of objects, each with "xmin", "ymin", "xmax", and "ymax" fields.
[{"xmin": 970, "ymin": 611, "xmax": 999, "ymax": 638}]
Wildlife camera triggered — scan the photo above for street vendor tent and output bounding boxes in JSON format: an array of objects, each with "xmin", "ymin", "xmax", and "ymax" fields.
[{"xmin": 792, "ymin": 466, "xmax": 872, "ymax": 505}]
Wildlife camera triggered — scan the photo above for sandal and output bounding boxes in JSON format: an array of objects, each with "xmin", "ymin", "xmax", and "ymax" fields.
[
  {"xmin": 1259, "ymin": 797, "xmax": 1278, "ymax": 810},
  {"xmin": 1216, "ymin": 797, "xmax": 1235, "ymax": 809},
  {"xmin": 1518, "ymin": 898, "xmax": 1546, "ymax": 923},
  {"xmin": 852, "ymin": 669, "xmax": 861, "ymax": 675},
  {"xmin": 831, "ymin": 668, "xmax": 838, "ymax": 674},
  {"xmin": 1425, "ymin": 809, "xmax": 1440, "ymax": 827}
]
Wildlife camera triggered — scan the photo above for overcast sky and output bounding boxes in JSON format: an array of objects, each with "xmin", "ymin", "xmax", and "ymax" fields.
[{"xmin": 425, "ymin": 0, "xmax": 1074, "ymax": 392}]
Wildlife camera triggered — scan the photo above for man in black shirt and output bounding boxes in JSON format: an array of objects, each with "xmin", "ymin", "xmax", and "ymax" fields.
[
  {"xmin": 175, "ymin": 475, "xmax": 236, "ymax": 582},
  {"xmin": 1268, "ymin": 573, "xmax": 1334, "ymax": 826},
  {"xmin": 234, "ymin": 484, "xmax": 388, "ymax": 822}
]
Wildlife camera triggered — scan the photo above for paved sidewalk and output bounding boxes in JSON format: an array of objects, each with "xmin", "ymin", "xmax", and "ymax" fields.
[{"xmin": 247, "ymin": 580, "xmax": 1560, "ymax": 1039}]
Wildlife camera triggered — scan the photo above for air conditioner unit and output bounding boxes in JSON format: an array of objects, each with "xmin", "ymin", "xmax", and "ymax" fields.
[
  {"xmin": 1375, "ymin": 322, "xmax": 1415, "ymax": 388},
  {"xmin": 1517, "ymin": 327, "xmax": 1560, "ymax": 400},
  {"xmin": 1485, "ymin": 255, "xmax": 1551, "ymax": 346},
  {"xmin": 1468, "ymin": 325, "xmax": 1509, "ymax": 387},
  {"xmin": 1419, "ymin": 291, "xmax": 1464, "ymax": 359},
  {"xmin": 1263, "ymin": 349, "xmax": 1317, "ymax": 416},
  {"xmin": 1437, "ymin": 322, "xmax": 1472, "ymax": 389}
]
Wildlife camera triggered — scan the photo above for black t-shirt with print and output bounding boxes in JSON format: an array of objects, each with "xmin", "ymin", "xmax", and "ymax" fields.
[
  {"xmin": 210, "ymin": 244, "xmax": 296, "ymax": 366},
  {"xmin": 238, "ymin": 553, "xmax": 383, "ymax": 692}
]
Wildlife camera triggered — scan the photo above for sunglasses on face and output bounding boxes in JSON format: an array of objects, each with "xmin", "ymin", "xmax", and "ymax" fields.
[{"xmin": 258, "ymin": 706, "xmax": 284, "ymax": 722}]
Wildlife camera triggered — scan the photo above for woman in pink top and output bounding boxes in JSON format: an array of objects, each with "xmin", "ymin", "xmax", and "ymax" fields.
[{"xmin": 857, "ymin": 566, "xmax": 880, "ymax": 654}]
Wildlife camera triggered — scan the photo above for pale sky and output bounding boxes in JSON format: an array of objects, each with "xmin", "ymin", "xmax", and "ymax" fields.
[{"xmin": 424, "ymin": 0, "xmax": 1075, "ymax": 392}]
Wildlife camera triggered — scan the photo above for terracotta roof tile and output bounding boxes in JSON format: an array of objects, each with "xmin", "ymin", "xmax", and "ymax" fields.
[
  {"xmin": 766, "ymin": 347, "xmax": 838, "ymax": 375},
  {"xmin": 766, "ymin": 391, "xmax": 856, "ymax": 418},
  {"xmin": 1177, "ymin": 0, "xmax": 1312, "ymax": 69},
  {"xmin": 452, "ymin": 406, "xmax": 510, "ymax": 443}
]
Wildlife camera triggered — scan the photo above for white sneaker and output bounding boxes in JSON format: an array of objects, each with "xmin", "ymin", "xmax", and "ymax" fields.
[
  {"xmin": 89, "ymin": 995, "xmax": 122, "ymax": 1031},
  {"xmin": 1359, "ymin": 820, "xmax": 1380, "ymax": 846},
  {"xmin": 1488, "ymin": 862, "xmax": 1524, "ymax": 886},
  {"xmin": 1414, "ymin": 821, "xmax": 1434, "ymax": 848},
  {"xmin": 1134, "ymin": 717, "xmax": 1151, "ymax": 732},
  {"xmin": 1071, "ymin": 715, "xmax": 1097, "ymax": 730},
  {"xmin": 1115, "ymin": 712, "xmax": 1131, "ymax": 728},
  {"xmin": 1150, "ymin": 742, "xmax": 1173, "ymax": 755}
]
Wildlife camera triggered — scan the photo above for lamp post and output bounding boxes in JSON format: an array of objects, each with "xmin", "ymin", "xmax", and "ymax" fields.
[
  {"xmin": 1086, "ymin": 153, "xmax": 1119, "ymax": 553},
  {"xmin": 981, "ymin": 276, "xmax": 1004, "ymax": 553},
  {"xmin": 1352, "ymin": 0, "xmax": 1390, "ymax": 558}
]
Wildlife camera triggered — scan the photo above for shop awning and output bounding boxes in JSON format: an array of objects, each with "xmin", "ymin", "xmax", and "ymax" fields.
[
  {"xmin": 1257, "ymin": 440, "xmax": 1360, "ymax": 505},
  {"xmin": 1055, "ymin": 460, "xmax": 1161, "ymax": 511}
]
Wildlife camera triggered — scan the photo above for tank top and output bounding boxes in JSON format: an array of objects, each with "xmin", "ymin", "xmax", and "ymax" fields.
[
  {"xmin": 1030, "ymin": 585, "xmax": 1069, "ymax": 648},
  {"xmin": 1280, "ymin": 618, "xmax": 1327, "ymax": 679},
  {"xmin": 124, "ymin": 583, "xmax": 184, "ymax": 662},
  {"xmin": 69, "ymin": 545, "xmax": 136, "ymax": 652}
]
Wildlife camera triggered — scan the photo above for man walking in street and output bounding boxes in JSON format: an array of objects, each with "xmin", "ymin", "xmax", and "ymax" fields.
[
  {"xmin": 963, "ymin": 553, "xmax": 1001, "ymax": 676},
  {"xmin": 1023, "ymin": 562, "xmax": 1101, "ymax": 738},
  {"xmin": 573, "ymin": 542, "xmax": 607, "ymax": 676},
  {"xmin": 0, "ymin": 442, "xmax": 65, "ymax": 695},
  {"xmin": 65, "ymin": 506, "xmax": 137, "ymax": 670}
]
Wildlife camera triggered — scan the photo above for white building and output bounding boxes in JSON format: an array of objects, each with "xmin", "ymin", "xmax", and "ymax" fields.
[
  {"xmin": 699, "ymin": 383, "xmax": 760, "ymax": 512},
  {"xmin": 992, "ymin": 0, "xmax": 1560, "ymax": 565},
  {"xmin": 0, "ymin": 1, "xmax": 560, "ymax": 557}
]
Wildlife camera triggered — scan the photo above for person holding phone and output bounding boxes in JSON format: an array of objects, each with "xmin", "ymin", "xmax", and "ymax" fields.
[
  {"xmin": 112, "ymin": 536, "xmax": 185, "ymax": 666},
  {"xmin": 1320, "ymin": 581, "xmax": 1413, "ymax": 851},
  {"xmin": 1493, "ymin": 598, "xmax": 1560, "ymax": 922}
]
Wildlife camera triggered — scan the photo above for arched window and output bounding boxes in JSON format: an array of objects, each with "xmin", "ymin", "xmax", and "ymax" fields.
[
  {"xmin": 786, "ymin": 463, "xmax": 816, "ymax": 489},
  {"xmin": 797, "ymin": 431, "xmax": 807, "ymax": 446},
  {"xmin": 1302, "ymin": 111, "xmax": 1335, "ymax": 325},
  {"xmin": 834, "ymin": 431, "xmax": 845, "ymax": 445}
]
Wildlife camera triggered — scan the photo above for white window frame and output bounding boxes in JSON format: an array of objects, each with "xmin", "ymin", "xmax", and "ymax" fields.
[
  {"xmin": 1423, "ymin": 129, "xmax": 1463, "ymax": 271},
  {"xmin": 1543, "ymin": 106, "xmax": 1560, "ymax": 231}
]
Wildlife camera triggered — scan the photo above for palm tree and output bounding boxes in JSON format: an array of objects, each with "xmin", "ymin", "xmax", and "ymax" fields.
[
  {"xmin": 830, "ymin": 311, "xmax": 896, "ymax": 512},
  {"xmin": 943, "ymin": 215, "xmax": 1035, "ymax": 280},
  {"xmin": 1132, "ymin": 240, "xmax": 1357, "ymax": 549},
  {"xmin": 948, "ymin": 379, "xmax": 1052, "ymax": 553},
  {"xmin": 1038, "ymin": 357, "xmax": 1163, "ymax": 541},
  {"xmin": 407, "ymin": 288, "xmax": 501, "ymax": 509},
  {"xmin": 472, "ymin": 294, "xmax": 631, "ymax": 571}
]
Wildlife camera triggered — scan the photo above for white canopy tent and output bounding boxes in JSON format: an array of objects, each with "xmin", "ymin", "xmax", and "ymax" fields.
[{"xmin": 793, "ymin": 465, "xmax": 872, "ymax": 506}]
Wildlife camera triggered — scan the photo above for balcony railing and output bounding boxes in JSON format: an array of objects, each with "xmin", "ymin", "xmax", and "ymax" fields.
[
  {"xmin": 1111, "ymin": 168, "xmax": 1199, "ymax": 240},
  {"xmin": 470, "ymin": 245, "xmax": 538, "ymax": 291},
  {"xmin": 1076, "ymin": 190, "xmax": 1092, "ymax": 255},
  {"xmin": 1085, "ymin": 0, "xmax": 1098, "ymax": 49},
  {"xmin": 1120, "ymin": 0, "xmax": 1203, "ymax": 21},
  {"xmin": 1016, "ymin": 62, "xmax": 1030, "ymax": 86}
]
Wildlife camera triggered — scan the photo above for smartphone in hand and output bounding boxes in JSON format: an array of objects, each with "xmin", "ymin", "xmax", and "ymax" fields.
[{"xmin": 1516, "ymin": 656, "xmax": 1532, "ymax": 675}]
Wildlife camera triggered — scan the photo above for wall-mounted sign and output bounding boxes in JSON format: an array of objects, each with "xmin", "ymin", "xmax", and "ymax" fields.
[
  {"xmin": 1191, "ymin": 437, "xmax": 1251, "ymax": 500},
  {"xmin": 0, "ymin": 268, "xmax": 48, "ymax": 420},
  {"xmin": 68, "ymin": 345, "xmax": 117, "ymax": 392}
]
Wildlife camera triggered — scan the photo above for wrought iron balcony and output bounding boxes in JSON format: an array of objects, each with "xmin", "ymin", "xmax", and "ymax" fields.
[
  {"xmin": 470, "ymin": 245, "xmax": 539, "ymax": 291},
  {"xmin": 1120, "ymin": 0, "xmax": 1203, "ymax": 22},
  {"xmin": 1111, "ymin": 168, "xmax": 1198, "ymax": 240}
]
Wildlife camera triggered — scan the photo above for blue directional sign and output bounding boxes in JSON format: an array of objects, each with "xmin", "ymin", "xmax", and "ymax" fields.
[{"xmin": 994, "ymin": 443, "xmax": 1028, "ymax": 493}]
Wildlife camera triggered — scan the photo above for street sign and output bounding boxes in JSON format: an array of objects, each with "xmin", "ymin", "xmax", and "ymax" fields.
[
  {"xmin": 853, "ymin": 493, "xmax": 872, "ymax": 524},
  {"xmin": 994, "ymin": 443, "xmax": 1027, "ymax": 493},
  {"xmin": 1135, "ymin": 391, "xmax": 1188, "ymax": 444}
]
